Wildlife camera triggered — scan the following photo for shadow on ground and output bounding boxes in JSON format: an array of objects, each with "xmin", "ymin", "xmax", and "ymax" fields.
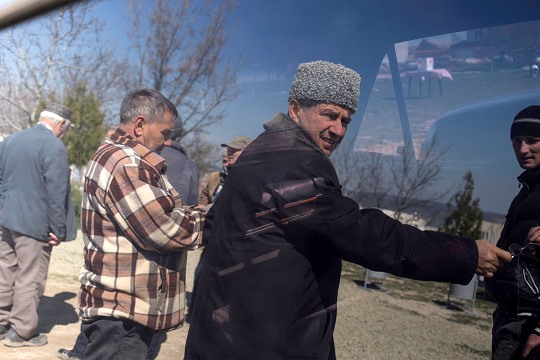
[
  {"xmin": 352, "ymin": 280, "xmax": 388, "ymax": 291},
  {"xmin": 37, "ymin": 291, "xmax": 79, "ymax": 334}
]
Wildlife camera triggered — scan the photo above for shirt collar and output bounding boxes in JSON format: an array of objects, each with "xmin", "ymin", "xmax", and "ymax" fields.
[
  {"xmin": 37, "ymin": 121, "xmax": 54, "ymax": 134},
  {"xmin": 263, "ymin": 112, "xmax": 327, "ymax": 157},
  {"xmin": 106, "ymin": 127, "xmax": 167, "ymax": 173}
]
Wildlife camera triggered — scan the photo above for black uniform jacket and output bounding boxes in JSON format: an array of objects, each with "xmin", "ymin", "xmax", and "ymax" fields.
[
  {"xmin": 486, "ymin": 168, "xmax": 540, "ymax": 314},
  {"xmin": 185, "ymin": 113, "xmax": 478, "ymax": 360}
]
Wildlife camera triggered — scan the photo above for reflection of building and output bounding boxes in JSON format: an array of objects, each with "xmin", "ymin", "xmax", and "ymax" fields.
[
  {"xmin": 354, "ymin": 191, "xmax": 505, "ymax": 245},
  {"xmin": 480, "ymin": 217, "xmax": 505, "ymax": 245},
  {"xmin": 376, "ymin": 207, "xmax": 503, "ymax": 245},
  {"xmin": 449, "ymin": 40, "xmax": 482, "ymax": 59},
  {"xmin": 412, "ymin": 39, "xmax": 446, "ymax": 59},
  {"xmin": 402, "ymin": 21, "xmax": 540, "ymax": 72}
]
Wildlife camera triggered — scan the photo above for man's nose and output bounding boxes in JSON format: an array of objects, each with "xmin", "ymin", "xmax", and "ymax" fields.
[
  {"xmin": 519, "ymin": 141, "xmax": 530, "ymax": 153},
  {"xmin": 330, "ymin": 120, "xmax": 345, "ymax": 138}
]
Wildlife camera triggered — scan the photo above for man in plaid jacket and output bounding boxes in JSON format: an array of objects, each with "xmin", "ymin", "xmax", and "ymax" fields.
[{"xmin": 78, "ymin": 89, "xmax": 205, "ymax": 360}]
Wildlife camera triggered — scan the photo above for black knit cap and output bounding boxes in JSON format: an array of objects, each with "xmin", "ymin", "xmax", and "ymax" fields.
[
  {"xmin": 44, "ymin": 102, "xmax": 72, "ymax": 121},
  {"xmin": 511, "ymin": 105, "xmax": 540, "ymax": 139}
]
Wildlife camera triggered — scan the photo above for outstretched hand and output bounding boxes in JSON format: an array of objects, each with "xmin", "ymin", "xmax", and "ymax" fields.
[{"xmin": 475, "ymin": 240, "xmax": 512, "ymax": 278}]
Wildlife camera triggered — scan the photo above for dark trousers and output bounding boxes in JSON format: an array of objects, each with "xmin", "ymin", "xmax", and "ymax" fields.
[
  {"xmin": 492, "ymin": 308, "xmax": 540, "ymax": 360},
  {"xmin": 81, "ymin": 318, "xmax": 153, "ymax": 360},
  {"xmin": 73, "ymin": 320, "xmax": 165, "ymax": 360}
]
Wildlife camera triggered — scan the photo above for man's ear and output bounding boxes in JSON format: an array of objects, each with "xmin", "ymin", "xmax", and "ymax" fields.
[
  {"xmin": 133, "ymin": 116, "xmax": 146, "ymax": 137},
  {"xmin": 288, "ymin": 99, "xmax": 301, "ymax": 123}
]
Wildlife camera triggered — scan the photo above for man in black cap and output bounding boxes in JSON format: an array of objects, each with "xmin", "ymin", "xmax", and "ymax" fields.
[
  {"xmin": 486, "ymin": 105, "xmax": 540, "ymax": 359},
  {"xmin": 0, "ymin": 103, "xmax": 76, "ymax": 347},
  {"xmin": 184, "ymin": 60, "xmax": 511, "ymax": 360}
]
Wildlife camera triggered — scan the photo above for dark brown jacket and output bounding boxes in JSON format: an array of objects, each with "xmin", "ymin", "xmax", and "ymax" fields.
[{"xmin": 185, "ymin": 113, "xmax": 478, "ymax": 360}]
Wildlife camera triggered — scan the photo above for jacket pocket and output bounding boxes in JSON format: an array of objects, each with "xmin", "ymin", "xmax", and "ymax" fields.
[{"xmin": 286, "ymin": 308, "xmax": 334, "ymax": 359}]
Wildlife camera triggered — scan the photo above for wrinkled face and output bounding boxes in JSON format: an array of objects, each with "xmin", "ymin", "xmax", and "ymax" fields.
[
  {"xmin": 289, "ymin": 100, "xmax": 351, "ymax": 156},
  {"xmin": 226, "ymin": 147, "xmax": 244, "ymax": 166},
  {"xmin": 140, "ymin": 110, "xmax": 174, "ymax": 152},
  {"xmin": 512, "ymin": 136, "xmax": 540, "ymax": 170}
]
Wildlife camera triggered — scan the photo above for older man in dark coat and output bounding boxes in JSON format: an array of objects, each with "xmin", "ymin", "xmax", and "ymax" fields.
[
  {"xmin": 160, "ymin": 116, "xmax": 199, "ymax": 206},
  {"xmin": 185, "ymin": 61, "xmax": 511, "ymax": 360}
]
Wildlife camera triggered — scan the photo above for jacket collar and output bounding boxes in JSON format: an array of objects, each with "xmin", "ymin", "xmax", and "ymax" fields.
[
  {"xmin": 105, "ymin": 127, "xmax": 167, "ymax": 173},
  {"xmin": 263, "ymin": 112, "xmax": 327, "ymax": 158},
  {"xmin": 518, "ymin": 168, "xmax": 540, "ymax": 191},
  {"xmin": 168, "ymin": 140, "xmax": 187, "ymax": 156}
]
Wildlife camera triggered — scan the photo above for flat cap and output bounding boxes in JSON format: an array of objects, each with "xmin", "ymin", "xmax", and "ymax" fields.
[
  {"xmin": 45, "ymin": 103, "xmax": 72, "ymax": 121},
  {"xmin": 221, "ymin": 135, "xmax": 253, "ymax": 150},
  {"xmin": 288, "ymin": 60, "xmax": 361, "ymax": 113}
]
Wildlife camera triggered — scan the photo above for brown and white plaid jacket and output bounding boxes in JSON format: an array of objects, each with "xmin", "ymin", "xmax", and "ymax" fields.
[{"xmin": 79, "ymin": 128, "xmax": 204, "ymax": 331}]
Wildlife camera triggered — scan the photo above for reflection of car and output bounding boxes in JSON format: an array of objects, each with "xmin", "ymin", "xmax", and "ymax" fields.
[{"xmin": 420, "ymin": 89, "xmax": 540, "ymax": 213}]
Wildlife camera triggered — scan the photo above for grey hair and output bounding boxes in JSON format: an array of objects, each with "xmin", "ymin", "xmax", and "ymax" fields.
[
  {"xmin": 40, "ymin": 110, "xmax": 64, "ymax": 123},
  {"xmin": 119, "ymin": 88, "xmax": 178, "ymax": 125},
  {"xmin": 296, "ymin": 99, "xmax": 322, "ymax": 109}
]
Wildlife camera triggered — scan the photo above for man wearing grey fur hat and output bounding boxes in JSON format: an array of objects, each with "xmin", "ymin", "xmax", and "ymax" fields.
[
  {"xmin": 486, "ymin": 105, "xmax": 540, "ymax": 359},
  {"xmin": 0, "ymin": 103, "xmax": 76, "ymax": 347},
  {"xmin": 185, "ymin": 60, "xmax": 511, "ymax": 360}
]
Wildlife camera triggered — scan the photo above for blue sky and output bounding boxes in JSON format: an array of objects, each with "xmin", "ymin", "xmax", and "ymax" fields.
[
  {"xmin": 88, "ymin": 0, "xmax": 298, "ymax": 143},
  {"xmin": 86, "ymin": 0, "xmax": 392, "ymax": 144},
  {"xmin": 0, "ymin": 0, "xmax": 464, "ymax": 144}
]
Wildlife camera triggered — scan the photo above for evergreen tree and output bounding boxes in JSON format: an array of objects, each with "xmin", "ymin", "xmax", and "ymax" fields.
[
  {"xmin": 63, "ymin": 83, "xmax": 106, "ymax": 170},
  {"xmin": 441, "ymin": 171, "xmax": 483, "ymax": 238}
]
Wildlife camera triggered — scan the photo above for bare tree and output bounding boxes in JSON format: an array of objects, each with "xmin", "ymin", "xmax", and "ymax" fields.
[
  {"xmin": 333, "ymin": 138, "xmax": 446, "ymax": 223},
  {"xmin": 125, "ymin": 0, "xmax": 241, "ymax": 139},
  {"xmin": 0, "ymin": 1, "xmax": 122, "ymax": 134}
]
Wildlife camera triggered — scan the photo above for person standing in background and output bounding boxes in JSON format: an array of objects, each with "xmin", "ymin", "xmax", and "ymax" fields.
[
  {"xmin": 58, "ymin": 117, "xmax": 200, "ymax": 360},
  {"xmin": 0, "ymin": 103, "xmax": 76, "ymax": 347},
  {"xmin": 78, "ymin": 88, "xmax": 205, "ymax": 360},
  {"xmin": 199, "ymin": 135, "xmax": 253, "ymax": 206},
  {"xmin": 486, "ymin": 105, "xmax": 540, "ymax": 359},
  {"xmin": 160, "ymin": 116, "xmax": 199, "ymax": 206}
]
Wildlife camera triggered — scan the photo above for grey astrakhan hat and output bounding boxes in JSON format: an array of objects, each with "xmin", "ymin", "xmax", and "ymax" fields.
[
  {"xmin": 511, "ymin": 105, "xmax": 540, "ymax": 138},
  {"xmin": 288, "ymin": 60, "xmax": 361, "ymax": 113},
  {"xmin": 45, "ymin": 102, "xmax": 72, "ymax": 121}
]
